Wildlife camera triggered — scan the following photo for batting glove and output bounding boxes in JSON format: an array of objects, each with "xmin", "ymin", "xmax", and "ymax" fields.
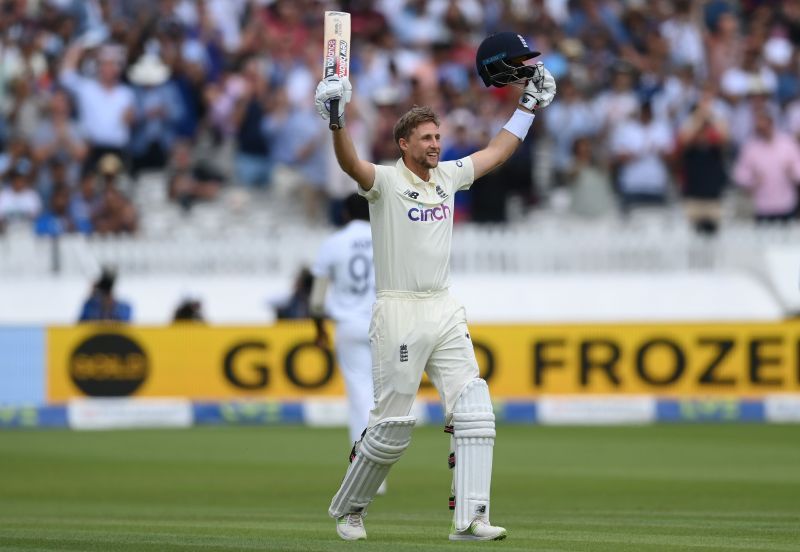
[
  {"xmin": 315, "ymin": 75, "xmax": 352, "ymax": 121},
  {"xmin": 519, "ymin": 62, "xmax": 556, "ymax": 111}
]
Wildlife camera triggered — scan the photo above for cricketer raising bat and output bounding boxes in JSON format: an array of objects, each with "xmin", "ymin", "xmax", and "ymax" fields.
[{"xmin": 323, "ymin": 11, "xmax": 351, "ymax": 130}]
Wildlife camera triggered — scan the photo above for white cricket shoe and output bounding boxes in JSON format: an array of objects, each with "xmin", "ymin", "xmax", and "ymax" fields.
[
  {"xmin": 449, "ymin": 517, "xmax": 507, "ymax": 541},
  {"xmin": 336, "ymin": 513, "xmax": 367, "ymax": 541}
]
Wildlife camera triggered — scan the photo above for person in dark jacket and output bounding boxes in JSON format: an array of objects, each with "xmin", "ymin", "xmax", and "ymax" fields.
[{"xmin": 78, "ymin": 268, "xmax": 132, "ymax": 322}]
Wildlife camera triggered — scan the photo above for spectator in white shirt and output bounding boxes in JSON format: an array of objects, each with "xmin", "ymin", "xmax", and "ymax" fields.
[
  {"xmin": 610, "ymin": 101, "xmax": 674, "ymax": 212},
  {"xmin": 59, "ymin": 42, "xmax": 135, "ymax": 173}
]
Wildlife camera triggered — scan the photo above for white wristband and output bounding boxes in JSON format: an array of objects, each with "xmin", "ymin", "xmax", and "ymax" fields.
[{"xmin": 502, "ymin": 109, "xmax": 535, "ymax": 141}]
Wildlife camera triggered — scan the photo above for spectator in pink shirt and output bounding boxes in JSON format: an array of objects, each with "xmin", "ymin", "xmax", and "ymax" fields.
[{"xmin": 733, "ymin": 109, "xmax": 800, "ymax": 223}]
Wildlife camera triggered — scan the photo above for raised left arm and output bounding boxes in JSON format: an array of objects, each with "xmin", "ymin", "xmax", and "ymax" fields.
[
  {"xmin": 470, "ymin": 63, "xmax": 556, "ymax": 180},
  {"xmin": 470, "ymin": 119, "xmax": 531, "ymax": 180}
]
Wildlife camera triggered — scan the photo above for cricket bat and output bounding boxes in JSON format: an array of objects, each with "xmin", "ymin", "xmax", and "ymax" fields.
[{"xmin": 323, "ymin": 11, "xmax": 351, "ymax": 130}]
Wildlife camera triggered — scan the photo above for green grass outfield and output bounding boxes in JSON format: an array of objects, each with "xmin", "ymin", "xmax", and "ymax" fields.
[{"xmin": 1, "ymin": 425, "xmax": 799, "ymax": 551}]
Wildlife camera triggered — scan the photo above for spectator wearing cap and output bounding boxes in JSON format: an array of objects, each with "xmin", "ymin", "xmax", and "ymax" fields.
[
  {"xmin": 59, "ymin": 41, "xmax": 135, "ymax": 173},
  {"xmin": 91, "ymin": 153, "xmax": 138, "ymax": 234},
  {"xmin": 0, "ymin": 158, "xmax": 42, "ymax": 232},
  {"xmin": 733, "ymin": 109, "xmax": 800, "ymax": 223},
  {"xmin": 154, "ymin": 19, "xmax": 208, "ymax": 140},
  {"xmin": 727, "ymin": 80, "xmax": 782, "ymax": 150},
  {"xmin": 128, "ymin": 52, "xmax": 184, "ymax": 176}
]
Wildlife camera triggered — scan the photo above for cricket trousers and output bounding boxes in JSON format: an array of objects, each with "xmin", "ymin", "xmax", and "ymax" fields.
[
  {"xmin": 367, "ymin": 289, "xmax": 480, "ymax": 426},
  {"xmin": 335, "ymin": 319, "xmax": 375, "ymax": 443}
]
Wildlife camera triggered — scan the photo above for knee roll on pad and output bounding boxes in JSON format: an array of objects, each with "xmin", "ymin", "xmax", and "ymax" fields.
[
  {"xmin": 452, "ymin": 378, "xmax": 496, "ymax": 532},
  {"xmin": 329, "ymin": 416, "xmax": 416, "ymax": 518}
]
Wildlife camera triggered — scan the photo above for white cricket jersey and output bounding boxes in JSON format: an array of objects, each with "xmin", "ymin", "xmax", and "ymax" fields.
[
  {"xmin": 311, "ymin": 220, "xmax": 375, "ymax": 323},
  {"xmin": 358, "ymin": 157, "xmax": 474, "ymax": 292}
]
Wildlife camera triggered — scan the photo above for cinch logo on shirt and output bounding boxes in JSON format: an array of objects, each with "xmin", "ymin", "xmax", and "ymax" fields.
[{"xmin": 407, "ymin": 204, "xmax": 451, "ymax": 222}]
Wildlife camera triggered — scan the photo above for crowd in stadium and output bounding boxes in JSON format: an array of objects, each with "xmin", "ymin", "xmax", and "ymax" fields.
[{"xmin": 1, "ymin": 0, "xmax": 800, "ymax": 237}]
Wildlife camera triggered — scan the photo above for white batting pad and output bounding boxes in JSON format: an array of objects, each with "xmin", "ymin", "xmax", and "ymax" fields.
[
  {"xmin": 452, "ymin": 379, "xmax": 496, "ymax": 531},
  {"xmin": 329, "ymin": 416, "xmax": 416, "ymax": 518}
]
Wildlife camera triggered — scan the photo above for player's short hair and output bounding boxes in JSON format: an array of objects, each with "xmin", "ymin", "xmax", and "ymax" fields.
[{"xmin": 393, "ymin": 106, "xmax": 440, "ymax": 146}]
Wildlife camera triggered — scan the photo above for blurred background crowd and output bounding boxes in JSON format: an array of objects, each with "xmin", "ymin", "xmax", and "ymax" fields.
[{"xmin": 1, "ymin": 0, "xmax": 800, "ymax": 239}]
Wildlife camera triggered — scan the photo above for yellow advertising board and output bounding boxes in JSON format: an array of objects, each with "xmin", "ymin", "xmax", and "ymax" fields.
[{"xmin": 47, "ymin": 321, "xmax": 800, "ymax": 402}]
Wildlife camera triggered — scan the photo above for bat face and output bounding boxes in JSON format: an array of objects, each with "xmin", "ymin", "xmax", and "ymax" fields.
[
  {"xmin": 323, "ymin": 11, "xmax": 350, "ymax": 80},
  {"xmin": 322, "ymin": 11, "xmax": 351, "ymax": 130}
]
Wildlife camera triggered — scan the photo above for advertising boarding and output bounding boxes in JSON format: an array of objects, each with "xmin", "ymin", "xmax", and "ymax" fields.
[{"xmin": 46, "ymin": 321, "xmax": 800, "ymax": 401}]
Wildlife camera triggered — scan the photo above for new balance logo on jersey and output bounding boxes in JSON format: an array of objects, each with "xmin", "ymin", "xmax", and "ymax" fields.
[
  {"xmin": 399, "ymin": 344, "xmax": 408, "ymax": 362},
  {"xmin": 403, "ymin": 189, "xmax": 420, "ymax": 200},
  {"xmin": 407, "ymin": 204, "xmax": 451, "ymax": 222}
]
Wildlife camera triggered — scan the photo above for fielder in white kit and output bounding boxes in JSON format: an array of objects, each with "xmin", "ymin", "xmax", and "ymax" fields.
[
  {"xmin": 309, "ymin": 194, "xmax": 379, "ymax": 449},
  {"xmin": 314, "ymin": 32, "xmax": 556, "ymax": 542}
]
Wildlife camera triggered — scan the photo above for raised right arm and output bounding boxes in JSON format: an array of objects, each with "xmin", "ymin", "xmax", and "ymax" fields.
[
  {"xmin": 331, "ymin": 128, "xmax": 375, "ymax": 191},
  {"xmin": 316, "ymin": 76, "xmax": 375, "ymax": 191},
  {"xmin": 59, "ymin": 42, "xmax": 85, "ymax": 90}
]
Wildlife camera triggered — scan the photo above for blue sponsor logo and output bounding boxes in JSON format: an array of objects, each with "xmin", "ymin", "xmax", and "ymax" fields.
[
  {"xmin": 482, "ymin": 52, "xmax": 507, "ymax": 65},
  {"xmin": 408, "ymin": 204, "xmax": 451, "ymax": 222}
]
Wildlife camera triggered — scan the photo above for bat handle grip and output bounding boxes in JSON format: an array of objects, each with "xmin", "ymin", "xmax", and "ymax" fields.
[{"xmin": 329, "ymin": 99, "xmax": 341, "ymax": 130}]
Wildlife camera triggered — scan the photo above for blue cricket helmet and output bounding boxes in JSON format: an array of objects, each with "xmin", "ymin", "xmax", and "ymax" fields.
[{"xmin": 476, "ymin": 32, "xmax": 541, "ymax": 87}]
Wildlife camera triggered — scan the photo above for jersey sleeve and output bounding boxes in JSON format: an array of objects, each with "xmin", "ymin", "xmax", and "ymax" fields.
[
  {"xmin": 452, "ymin": 156, "xmax": 475, "ymax": 192},
  {"xmin": 59, "ymin": 69, "xmax": 85, "ymax": 94},
  {"xmin": 357, "ymin": 163, "xmax": 390, "ymax": 202}
]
